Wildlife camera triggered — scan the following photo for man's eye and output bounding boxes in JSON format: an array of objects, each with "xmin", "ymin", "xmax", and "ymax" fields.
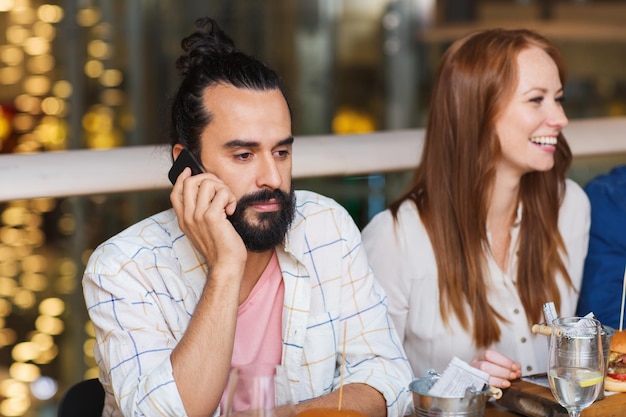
[
  {"xmin": 276, "ymin": 149, "xmax": 290, "ymax": 158},
  {"xmin": 236, "ymin": 153, "xmax": 252, "ymax": 161}
]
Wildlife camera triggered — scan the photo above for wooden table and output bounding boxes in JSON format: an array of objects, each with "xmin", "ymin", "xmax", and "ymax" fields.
[{"xmin": 485, "ymin": 380, "xmax": 625, "ymax": 417}]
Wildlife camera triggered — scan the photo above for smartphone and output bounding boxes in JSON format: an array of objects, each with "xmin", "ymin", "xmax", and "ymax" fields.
[{"xmin": 168, "ymin": 148, "xmax": 205, "ymax": 185}]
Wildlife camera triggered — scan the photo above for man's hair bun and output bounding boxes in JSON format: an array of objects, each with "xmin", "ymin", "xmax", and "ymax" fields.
[{"xmin": 176, "ymin": 17, "xmax": 236, "ymax": 77}]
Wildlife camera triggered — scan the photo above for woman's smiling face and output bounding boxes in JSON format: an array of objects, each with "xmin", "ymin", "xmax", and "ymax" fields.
[{"xmin": 494, "ymin": 45, "xmax": 568, "ymax": 180}]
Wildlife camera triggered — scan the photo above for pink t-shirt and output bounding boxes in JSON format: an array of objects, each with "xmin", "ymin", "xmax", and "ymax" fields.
[
  {"xmin": 220, "ymin": 251, "xmax": 284, "ymax": 412},
  {"xmin": 232, "ymin": 251, "xmax": 284, "ymax": 366}
]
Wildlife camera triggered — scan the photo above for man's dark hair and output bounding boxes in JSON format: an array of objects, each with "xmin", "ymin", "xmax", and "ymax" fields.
[{"xmin": 169, "ymin": 17, "xmax": 291, "ymax": 156}]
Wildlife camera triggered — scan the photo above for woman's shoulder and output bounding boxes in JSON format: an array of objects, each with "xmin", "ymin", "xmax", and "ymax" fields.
[
  {"xmin": 563, "ymin": 178, "xmax": 590, "ymax": 211},
  {"xmin": 559, "ymin": 178, "xmax": 591, "ymax": 229},
  {"xmin": 365, "ymin": 200, "xmax": 422, "ymax": 232}
]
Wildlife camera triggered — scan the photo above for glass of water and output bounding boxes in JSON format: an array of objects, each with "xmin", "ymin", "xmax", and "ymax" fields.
[
  {"xmin": 548, "ymin": 316, "xmax": 604, "ymax": 417},
  {"xmin": 222, "ymin": 363, "xmax": 296, "ymax": 417}
]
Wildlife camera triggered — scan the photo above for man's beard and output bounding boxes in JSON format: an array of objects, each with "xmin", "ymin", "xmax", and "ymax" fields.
[{"xmin": 227, "ymin": 188, "xmax": 296, "ymax": 253}]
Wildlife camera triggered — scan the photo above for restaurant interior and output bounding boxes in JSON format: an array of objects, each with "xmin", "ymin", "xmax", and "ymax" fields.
[{"xmin": 0, "ymin": 0, "xmax": 626, "ymax": 415}]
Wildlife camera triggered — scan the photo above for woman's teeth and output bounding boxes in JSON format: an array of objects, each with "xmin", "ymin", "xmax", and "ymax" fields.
[{"xmin": 529, "ymin": 136, "xmax": 557, "ymax": 146}]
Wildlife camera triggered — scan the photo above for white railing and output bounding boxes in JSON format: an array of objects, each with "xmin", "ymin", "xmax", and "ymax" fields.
[{"xmin": 1, "ymin": 117, "xmax": 625, "ymax": 203}]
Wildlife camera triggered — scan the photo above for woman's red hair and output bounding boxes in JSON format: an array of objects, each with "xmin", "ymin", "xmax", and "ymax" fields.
[{"xmin": 390, "ymin": 28, "xmax": 572, "ymax": 348}]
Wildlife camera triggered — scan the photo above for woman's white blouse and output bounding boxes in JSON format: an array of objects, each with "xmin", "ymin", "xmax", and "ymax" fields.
[{"xmin": 362, "ymin": 179, "xmax": 590, "ymax": 379}]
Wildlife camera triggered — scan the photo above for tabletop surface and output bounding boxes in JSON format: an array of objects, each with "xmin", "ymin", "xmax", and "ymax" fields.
[{"xmin": 485, "ymin": 380, "xmax": 625, "ymax": 417}]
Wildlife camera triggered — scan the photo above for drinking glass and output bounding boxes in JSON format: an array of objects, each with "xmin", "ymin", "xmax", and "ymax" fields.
[
  {"xmin": 222, "ymin": 363, "xmax": 296, "ymax": 417},
  {"xmin": 547, "ymin": 317, "xmax": 604, "ymax": 417}
]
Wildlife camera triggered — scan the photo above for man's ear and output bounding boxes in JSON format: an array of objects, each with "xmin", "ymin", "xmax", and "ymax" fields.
[{"xmin": 172, "ymin": 143, "xmax": 185, "ymax": 160}]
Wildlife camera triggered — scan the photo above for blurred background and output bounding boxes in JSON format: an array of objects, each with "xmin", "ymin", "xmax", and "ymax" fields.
[{"xmin": 0, "ymin": 1, "xmax": 625, "ymax": 415}]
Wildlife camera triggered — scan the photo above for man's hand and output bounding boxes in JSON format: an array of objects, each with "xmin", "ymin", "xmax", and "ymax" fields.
[
  {"xmin": 169, "ymin": 168, "xmax": 248, "ymax": 416},
  {"xmin": 470, "ymin": 349, "xmax": 522, "ymax": 388},
  {"xmin": 170, "ymin": 167, "xmax": 247, "ymax": 272}
]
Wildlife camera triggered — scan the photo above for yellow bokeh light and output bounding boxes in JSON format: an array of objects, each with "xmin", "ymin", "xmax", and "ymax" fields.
[
  {"xmin": 0, "ymin": 277, "xmax": 17, "ymax": 298},
  {"xmin": 0, "ymin": 0, "xmax": 15, "ymax": 13},
  {"xmin": 83, "ymin": 338, "xmax": 95, "ymax": 356},
  {"xmin": 6, "ymin": 25, "xmax": 29, "ymax": 44},
  {"xmin": 93, "ymin": 22, "xmax": 112, "ymax": 38},
  {"xmin": 58, "ymin": 257, "xmax": 77, "ymax": 276},
  {"xmin": 88, "ymin": 39, "xmax": 110, "ymax": 59},
  {"xmin": 100, "ymin": 69, "xmax": 123, "ymax": 87},
  {"xmin": 9, "ymin": 362, "xmax": 40, "ymax": 382},
  {"xmin": 12, "ymin": 342, "xmax": 40, "ymax": 362},
  {"xmin": 23, "ymin": 75, "xmax": 51, "ymax": 96},
  {"xmin": 1, "ymin": 206, "xmax": 27, "ymax": 226},
  {"xmin": 0, "ymin": 328, "xmax": 17, "ymax": 347},
  {"xmin": 39, "ymin": 297, "xmax": 65, "ymax": 316},
  {"xmin": 14, "ymin": 94, "xmax": 41, "ymax": 113},
  {"xmin": 21, "ymin": 254, "xmax": 47, "ymax": 273},
  {"xmin": 0, "ymin": 396, "xmax": 31, "ymax": 417},
  {"xmin": 84, "ymin": 59, "xmax": 104, "ymax": 78},
  {"xmin": 27, "ymin": 54, "xmax": 55, "ymax": 74},
  {"xmin": 0, "ymin": 259, "xmax": 19, "ymax": 276},
  {"xmin": 53, "ymin": 80, "xmax": 73, "ymax": 98},
  {"xmin": 20, "ymin": 272, "xmax": 47, "ymax": 292},
  {"xmin": 23, "ymin": 37, "xmax": 50, "ymax": 56},
  {"xmin": 0, "ymin": 298, "xmax": 13, "ymax": 316},
  {"xmin": 24, "ymin": 227, "xmax": 45, "ymax": 247},
  {"xmin": 33, "ymin": 21, "xmax": 56, "ymax": 39},
  {"xmin": 76, "ymin": 8, "xmax": 101, "ymax": 27},
  {"xmin": 82, "ymin": 107, "xmax": 113, "ymax": 132},
  {"xmin": 24, "ymin": 212, "xmax": 42, "ymax": 228},
  {"xmin": 38, "ymin": 4, "xmax": 64, "ymax": 23},
  {"xmin": 0, "ymin": 67, "xmax": 23, "ymax": 85},
  {"xmin": 86, "ymin": 130, "xmax": 124, "ymax": 149},
  {"xmin": 13, "ymin": 113, "xmax": 36, "ymax": 131},
  {"xmin": 31, "ymin": 198, "xmax": 56, "ymax": 213},
  {"xmin": 1, "ymin": 46, "xmax": 24, "ymax": 66},
  {"xmin": 34, "ymin": 343, "xmax": 58, "ymax": 364},
  {"xmin": 85, "ymin": 367, "xmax": 100, "ymax": 380},
  {"xmin": 85, "ymin": 320, "xmax": 95, "ymax": 337},
  {"xmin": 13, "ymin": 288, "xmax": 36, "ymax": 310},
  {"xmin": 31, "ymin": 332, "xmax": 54, "ymax": 349},
  {"xmin": 41, "ymin": 96, "xmax": 66, "ymax": 116},
  {"xmin": 14, "ymin": 245, "xmax": 33, "ymax": 259},
  {"xmin": 0, "ymin": 245, "xmax": 14, "ymax": 261},
  {"xmin": 34, "ymin": 116, "xmax": 68, "ymax": 150},
  {"xmin": 54, "ymin": 275, "xmax": 76, "ymax": 294},
  {"xmin": 0, "ymin": 379, "xmax": 28, "ymax": 397},
  {"xmin": 9, "ymin": 5, "xmax": 36, "ymax": 25},
  {"xmin": 0, "ymin": 226, "xmax": 23, "ymax": 245},
  {"xmin": 35, "ymin": 315, "xmax": 64, "ymax": 335},
  {"xmin": 101, "ymin": 89, "xmax": 126, "ymax": 107},
  {"xmin": 58, "ymin": 213, "xmax": 76, "ymax": 235}
]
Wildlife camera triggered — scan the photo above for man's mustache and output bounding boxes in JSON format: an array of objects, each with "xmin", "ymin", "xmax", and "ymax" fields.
[{"xmin": 235, "ymin": 189, "xmax": 291, "ymax": 208}]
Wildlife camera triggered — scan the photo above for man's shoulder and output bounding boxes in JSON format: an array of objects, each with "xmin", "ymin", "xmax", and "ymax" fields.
[
  {"xmin": 584, "ymin": 165, "xmax": 626, "ymax": 202},
  {"xmin": 90, "ymin": 209, "xmax": 179, "ymax": 260},
  {"xmin": 294, "ymin": 190, "xmax": 346, "ymax": 214}
]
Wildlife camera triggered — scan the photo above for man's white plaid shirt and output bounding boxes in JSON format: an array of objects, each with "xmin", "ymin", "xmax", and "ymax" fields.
[{"xmin": 83, "ymin": 190, "xmax": 414, "ymax": 417}]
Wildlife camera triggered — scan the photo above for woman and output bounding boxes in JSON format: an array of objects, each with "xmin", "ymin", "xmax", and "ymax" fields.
[{"xmin": 362, "ymin": 28, "xmax": 590, "ymax": 389}]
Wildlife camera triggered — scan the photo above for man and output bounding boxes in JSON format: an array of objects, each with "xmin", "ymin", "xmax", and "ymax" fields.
[
  {"xmin": 577, "ymin": 165, "xmax": 626, "ymax": 329},
  {"xmin": 83, "ymin": 17, "xmax": 413, "ymax": 417}
]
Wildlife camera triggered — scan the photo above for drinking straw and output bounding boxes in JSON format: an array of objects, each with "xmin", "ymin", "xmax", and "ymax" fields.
[
  {"xmin": 619, "ymin": 267, "xmax": 626, "ymax": 332},
  {"xmin": 338, "ymin": 322, "xmax": 347, "ymax": 411}
]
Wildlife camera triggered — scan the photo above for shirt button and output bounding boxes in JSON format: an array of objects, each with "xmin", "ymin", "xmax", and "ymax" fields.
[
  {"xmin": 520, "ymin": 337, "xmax": 527, "ymax": 343},
  {"xmin": 526, "ymin": 366, "xmax": 533, "ymax": 372},
  {"xmin": 513, "ymin": 309, "xmax": 520, "ymax": 314}
]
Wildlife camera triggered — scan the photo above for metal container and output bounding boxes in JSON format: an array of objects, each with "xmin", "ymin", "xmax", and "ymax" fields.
[{"xmin": 409, "ymin": 371, "xmax": 495, "ymax": 417}]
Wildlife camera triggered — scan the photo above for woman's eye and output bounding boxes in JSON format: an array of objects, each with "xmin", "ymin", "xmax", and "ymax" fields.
[
  {"xmin": 529, "ymin": 96, "xmax": 544, "ymax": 104},
  {"xmin": 555, "ymin": 96, "xmax": 566, "ymax": 103}
]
